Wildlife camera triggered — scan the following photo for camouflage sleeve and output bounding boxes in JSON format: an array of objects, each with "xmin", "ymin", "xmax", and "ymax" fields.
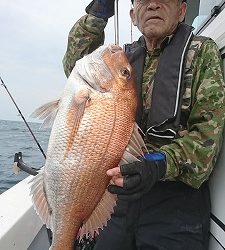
[
  {"xmin": 62, "ymin": 14, "xmax": 107, "ymax": 77},
  {"xmin": 160, "ymin": 39, "xmax": 225, "ymax": 189}
]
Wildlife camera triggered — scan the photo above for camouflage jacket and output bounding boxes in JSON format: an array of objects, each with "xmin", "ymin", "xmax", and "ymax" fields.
[{"xmin": 63, "ymin": 15, "xmax": 225, "ymax": 189}]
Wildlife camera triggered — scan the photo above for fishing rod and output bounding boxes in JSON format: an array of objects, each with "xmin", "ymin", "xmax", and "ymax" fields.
[
  {"xmin": 0, "ymin": 76, "xmax": 46, "ymax": 159},
  {"xmin": 130, "ymin": 3, "xmax": 133, "ymax": 43},
  {"xmin": 114, "ymin": 0, "xmax": 119, "ymax": 45}
]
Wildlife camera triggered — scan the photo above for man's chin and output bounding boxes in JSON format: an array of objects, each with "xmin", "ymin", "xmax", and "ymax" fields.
[{"xmin": 143, "ymin": 29, "xmax": 164, "ymax": 40}]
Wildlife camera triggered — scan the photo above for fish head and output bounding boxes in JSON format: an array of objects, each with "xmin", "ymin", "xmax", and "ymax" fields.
[
  {"xmin": 102, "ymin": 44, "xmax": 136, "ymax": 94},
  {"xmin": 74, "ymin": 45, "xmax": 136, "ymax": 95},
  {"xmin": 100, "ymin": 44, "xmax": 137, "ymax": 116},
  {"xmin": 74, "ymin": 45, "xmax": 115, "ymax": 92}
]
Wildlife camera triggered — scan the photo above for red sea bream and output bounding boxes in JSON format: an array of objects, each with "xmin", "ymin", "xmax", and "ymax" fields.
[{"xmin": 30, "ymin": 44, "xmax": 146, "ymax": 250}]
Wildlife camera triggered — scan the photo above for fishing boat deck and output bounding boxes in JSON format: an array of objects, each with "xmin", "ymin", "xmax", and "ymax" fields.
[
  {"xmin": 28, "ymin": 226, "xmax": 50, "ymax": 250},
  {"xmin": 0, "ymin": 176, "xmax": 50, "ymax": 249}
]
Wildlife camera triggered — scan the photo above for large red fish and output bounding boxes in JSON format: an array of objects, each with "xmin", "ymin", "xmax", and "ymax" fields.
[{"xmin": 30, "ymin": 44, "xmax": 146, "ymax": 250}]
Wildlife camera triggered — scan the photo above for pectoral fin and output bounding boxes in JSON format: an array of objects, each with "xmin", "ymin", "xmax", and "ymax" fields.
[
  {"xmin": 120, "ymin": 123, "xmax": 147, "ymax": 165},
  {"xmin": 65, "ymin": 88, "xmax": 91, "ymax": 156}
]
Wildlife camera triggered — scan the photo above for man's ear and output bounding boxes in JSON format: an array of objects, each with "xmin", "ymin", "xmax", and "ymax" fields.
[
  {"xmin": 179, "ymin": 2, "xmax": 187, "ymax": 23},
  {"xmin": 130, "ymin": 8, "xmax": 137, "ymax": 26}
]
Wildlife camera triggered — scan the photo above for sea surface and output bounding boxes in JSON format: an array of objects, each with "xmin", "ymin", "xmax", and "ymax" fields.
[{"xmin": 0, "ymin": 119, "xmax": 50, "ymax": 193}]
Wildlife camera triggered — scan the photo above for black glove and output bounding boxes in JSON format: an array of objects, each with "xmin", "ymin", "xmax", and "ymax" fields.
[
  {"xmin": 108, "ymin": 152, "xmax": 166, "ymax": 201},
  {"xmin": 85, "ymin": 0, "xmax": 115, "ymax": 19}
]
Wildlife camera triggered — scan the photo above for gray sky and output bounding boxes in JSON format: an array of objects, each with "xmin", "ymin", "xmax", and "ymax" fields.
[{"xmin": 0, "ymin": 0, "xmax": 140, "ymax": 122}]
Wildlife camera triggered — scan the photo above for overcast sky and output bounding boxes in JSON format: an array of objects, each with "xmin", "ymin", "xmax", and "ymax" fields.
[{"xmin": 0, "ymin": 0, "xmax": 140, "ymax": 122}]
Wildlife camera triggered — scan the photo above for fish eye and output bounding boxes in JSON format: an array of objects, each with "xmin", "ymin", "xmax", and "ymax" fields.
[{"xmin": 120, "ymin": 67, "xmax": 131, "ymax": 80}]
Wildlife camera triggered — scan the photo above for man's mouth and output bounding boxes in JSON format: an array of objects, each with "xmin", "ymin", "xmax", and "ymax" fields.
[{"xmin": 146, "ymin": 16, "xmax": 163, "ymax": 21}]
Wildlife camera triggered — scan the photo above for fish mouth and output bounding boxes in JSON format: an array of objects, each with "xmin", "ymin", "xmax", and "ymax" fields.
[{"xmin": 108, "ymin": 44, "xmax": 123, "ymax": 54}]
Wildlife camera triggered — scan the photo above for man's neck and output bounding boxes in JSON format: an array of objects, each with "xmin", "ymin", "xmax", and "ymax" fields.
[
  {"xmin": 145, "ymin": 38, "xmax": 164, "ymax": 51},
  {"xmin": 144, "ymin": 35, "xmax": 174, "ymax": 53}
]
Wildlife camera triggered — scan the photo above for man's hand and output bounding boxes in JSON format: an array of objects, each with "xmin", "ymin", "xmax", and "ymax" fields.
[
  {"xmin": 85, "ymin": 0, "xmax": 115, "ymax": 19},
  {"xmin": 107, "ymin": 152, "xmax": 166, "ymax": 201}
]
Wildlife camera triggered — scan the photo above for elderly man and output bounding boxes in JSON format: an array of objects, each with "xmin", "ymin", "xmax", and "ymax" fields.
[{"xmin": 63, "ymin": 0, "xmax": 225, "ymax": 249}]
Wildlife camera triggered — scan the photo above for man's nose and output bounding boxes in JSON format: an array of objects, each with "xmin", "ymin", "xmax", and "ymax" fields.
[{"xmin": 146, "ymin": 0, "xmax": 162, "ymax": 10}]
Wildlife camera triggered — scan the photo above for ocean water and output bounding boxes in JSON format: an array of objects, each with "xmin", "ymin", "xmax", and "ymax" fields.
[{"xmin": 0, "ymin": 119, "xmax": 50, "ymax": 193}]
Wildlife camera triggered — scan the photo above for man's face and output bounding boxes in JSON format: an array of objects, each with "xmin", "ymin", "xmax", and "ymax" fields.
[{"xmin": 130, "ymin": 0, "xmax": 187, "ymax": 40}]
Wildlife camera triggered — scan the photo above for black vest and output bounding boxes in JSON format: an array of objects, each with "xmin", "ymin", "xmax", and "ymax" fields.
[{"xmin": 124, "ymin": 23, "xmax": 194, "ymax": 143}]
